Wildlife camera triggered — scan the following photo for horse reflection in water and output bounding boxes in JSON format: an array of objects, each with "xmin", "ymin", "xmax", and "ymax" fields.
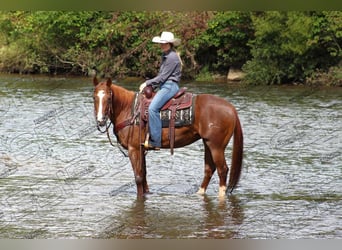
[
  {"xmin": 98, "ymin": 195, "xmax": 244, "ymax": 238},
  {"xmin": 92, "ymin": 77, "xmax": 243, "ymax": 197}
]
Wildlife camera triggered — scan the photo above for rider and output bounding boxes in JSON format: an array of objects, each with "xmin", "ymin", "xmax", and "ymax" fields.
[{"xmin": 139, "ymin": 31, "xmax": 182, "ymax": 150}]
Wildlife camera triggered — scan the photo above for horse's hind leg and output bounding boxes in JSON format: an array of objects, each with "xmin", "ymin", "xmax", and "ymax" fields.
[
  {"xmin": 214, "ymin": 150, "xmax": 229, "ymax": 197},
  {"xmin": 201, "ymin": 141, "xmax": 229, "ymax": 197},
  {"xmin": 197, "ymin": 140, "xmax": 216, "ymax": 195}
]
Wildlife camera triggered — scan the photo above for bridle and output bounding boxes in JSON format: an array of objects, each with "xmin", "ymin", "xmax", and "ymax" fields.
[
  {"xmin": 94, "ymin": 88, "xmax": 113, "ymax": 133},
  {"xmin": 93, "ymin": 87, "xmax": 129, "ymax": 157}
]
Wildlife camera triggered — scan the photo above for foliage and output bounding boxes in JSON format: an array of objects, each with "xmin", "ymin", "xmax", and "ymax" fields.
[
  {"xmin": 193, "ymin": 11, "xmax": 253, "ymax": 72},
  {"xmin": 243, "ymin": 11, "xmax": 342, "ymax": 85},
  {"xmin": 195, "ymin": 65, "xmax": 214, "ymax": 82},
  {"xmin": 0, "ymin": 11, "xmax": 341, "ymax": 86},
  {"xmin": 306, "ymin": 65, "xmax": 342, "ymax": 87}
]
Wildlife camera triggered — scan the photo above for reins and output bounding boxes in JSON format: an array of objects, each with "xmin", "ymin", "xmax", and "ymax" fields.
[{"xmin": 110, "ymin": 122, "xmax": 129, "ymax": 157}]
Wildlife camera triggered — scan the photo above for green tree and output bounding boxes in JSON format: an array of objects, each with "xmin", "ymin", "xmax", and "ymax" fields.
[
  {"xmin": 194, "ymin": 11, "xmax": 253, "ymax": 73},
  {"xmin": 243, "ymin": 11, "xmax": 341, "ymax": 85}
]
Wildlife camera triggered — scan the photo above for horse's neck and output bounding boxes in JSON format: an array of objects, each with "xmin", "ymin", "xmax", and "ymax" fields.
[{"xmin": 110, "ymin": 84, "xmax": 135, "ymax": 121}]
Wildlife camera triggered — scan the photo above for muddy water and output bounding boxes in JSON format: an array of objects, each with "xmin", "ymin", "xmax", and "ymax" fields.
[{"xmin": 0, "ymin": 75, "xmax": 341, "ymax": 238}]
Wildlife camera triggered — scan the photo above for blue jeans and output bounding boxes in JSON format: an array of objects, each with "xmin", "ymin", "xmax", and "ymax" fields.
[{"xmin": 148, "ymin": 81, "xmax": 179, "ymax": 147}]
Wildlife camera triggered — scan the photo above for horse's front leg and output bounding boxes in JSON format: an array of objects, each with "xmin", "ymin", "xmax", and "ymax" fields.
[
  {"xmin": 139, "ymin": 146, "xmax": 149, "ymax": 194},
  {"xmin": 128, "ymin": 147, "xmax": 148, "ymax": 197}
]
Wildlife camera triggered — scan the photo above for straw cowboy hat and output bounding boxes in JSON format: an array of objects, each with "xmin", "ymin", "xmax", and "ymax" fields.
[{"xmin": 152, "ymin": 31, "xmax": 181, "ymax": 46}]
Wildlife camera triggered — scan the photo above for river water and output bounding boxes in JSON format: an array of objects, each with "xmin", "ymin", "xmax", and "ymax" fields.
[{"xmin": 0, "ymin": 75, "xmax": 341, "ymax": 238}]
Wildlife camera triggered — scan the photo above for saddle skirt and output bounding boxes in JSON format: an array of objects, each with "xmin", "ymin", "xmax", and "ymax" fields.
[{"xmin": 137, "ymin": 87, "xmax": 195, "ymax": 128}]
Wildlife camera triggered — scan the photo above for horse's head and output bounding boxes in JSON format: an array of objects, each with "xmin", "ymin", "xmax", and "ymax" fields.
[{"xmin": 93, "ymin": 77, "xmax": 113, "ymax": 127}]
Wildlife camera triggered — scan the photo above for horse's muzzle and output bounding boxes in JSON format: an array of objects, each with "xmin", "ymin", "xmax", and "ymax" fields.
[{"xmin": 97, "ymin": 119, "xmax": 107, "ymax": 127}]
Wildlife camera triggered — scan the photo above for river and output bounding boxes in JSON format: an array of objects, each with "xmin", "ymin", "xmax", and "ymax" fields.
[{"xmin": 0, "ymin": 74, "xmax": 341, "ymax": 238}]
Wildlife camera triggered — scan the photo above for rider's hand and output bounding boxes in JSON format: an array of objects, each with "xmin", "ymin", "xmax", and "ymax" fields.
[{"xmin": 139, "ymin": 82, "xmax": 147, "ymax": 92}]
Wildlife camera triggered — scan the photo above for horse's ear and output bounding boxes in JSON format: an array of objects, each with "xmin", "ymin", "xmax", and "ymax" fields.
[
  {"xmin": 106, "ymin": 78, "xmax": 112, "ymax": 87},
  {"xmin": 93, "ymin": 77, "xmax": 99, "ymax": 86}
]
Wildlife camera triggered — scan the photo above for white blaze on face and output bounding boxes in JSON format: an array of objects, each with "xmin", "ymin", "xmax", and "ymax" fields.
[{"xmin": 96, "ymin": 90, "xmax": 105, "ymax": 121}]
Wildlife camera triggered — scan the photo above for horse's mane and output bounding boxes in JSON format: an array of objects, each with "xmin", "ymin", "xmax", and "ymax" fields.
[{"xmin": 110, "ymin": 84, "xmax": 136, "ymax": 108}]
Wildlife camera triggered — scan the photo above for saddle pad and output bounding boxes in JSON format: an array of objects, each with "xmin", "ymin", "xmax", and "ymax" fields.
[
  {"xmin": 161, "ymin": 106, "xmax": 193, "ymax": 128},
  {"xmin": 134, "ymin": 95, "xmax": 195, "ymax": 128}
]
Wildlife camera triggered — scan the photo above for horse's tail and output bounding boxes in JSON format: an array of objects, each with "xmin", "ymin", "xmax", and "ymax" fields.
[{"xmin": 228, "ymin": 110, "xmax": 243, "ymax": 192}]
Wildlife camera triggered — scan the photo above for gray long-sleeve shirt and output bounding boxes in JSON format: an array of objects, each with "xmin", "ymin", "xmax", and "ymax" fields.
[{"xmin": 145, "ymin": 49, "xmax": 181, "ymax": 87}]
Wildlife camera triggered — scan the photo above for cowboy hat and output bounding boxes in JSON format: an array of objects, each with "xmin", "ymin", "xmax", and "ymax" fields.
[{"xmin": 152, "ymin": 31, "xmax": 181, "ymax": 46}]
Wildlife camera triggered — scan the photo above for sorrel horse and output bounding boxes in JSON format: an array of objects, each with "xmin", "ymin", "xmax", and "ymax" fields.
[{"xmin": 93, "ymin": 77, "xmax": 243, "ymax": 197}]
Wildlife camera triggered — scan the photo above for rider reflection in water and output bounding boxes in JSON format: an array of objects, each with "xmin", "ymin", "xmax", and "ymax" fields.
[{"xmin": 139, "ymin": 31, "xmax": 182, "ymax": 150}]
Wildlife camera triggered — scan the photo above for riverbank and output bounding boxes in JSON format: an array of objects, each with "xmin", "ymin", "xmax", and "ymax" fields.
[
  {"xmin": 194, "ymin": 66, "xmax": 342, "ymax": 87},
  {"xmin": 1, "ymin": 68, "xmax": 341, "ymax": 87}
]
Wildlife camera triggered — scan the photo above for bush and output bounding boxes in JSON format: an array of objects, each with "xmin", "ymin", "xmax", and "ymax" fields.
[
  {"xmin": 243, "ymin": 11, "xmax": 342, "ymax": 85},
  {"xmin": 306, "ymin": 66, "xmax": 342, "ymax": 87},
  {"xmin": 193, "ymin": 11, "xmax": 253, "ymax": 73}
]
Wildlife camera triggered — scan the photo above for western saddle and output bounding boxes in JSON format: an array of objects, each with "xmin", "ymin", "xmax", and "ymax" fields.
[{"xmin": 140, "ymin": 85, "xmax": 193, "ymax": 154}]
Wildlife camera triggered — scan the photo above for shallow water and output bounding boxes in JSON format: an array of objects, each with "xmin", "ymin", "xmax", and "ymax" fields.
[{"xmin": 0, "ymin": 75, "xmax": 341, "ymax": 238}]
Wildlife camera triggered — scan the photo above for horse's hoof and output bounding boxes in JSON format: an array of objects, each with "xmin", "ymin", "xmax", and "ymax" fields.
[
  {"xmin": 196, "ymin": 187, "xmax": 206, "ymax": 195},
  {"xmin": 218, "ymin": 186, "xmax": 227, "ymax": 198}
]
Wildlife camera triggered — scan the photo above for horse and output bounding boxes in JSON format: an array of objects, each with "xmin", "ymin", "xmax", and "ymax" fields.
[{"xmin": 92, "ymin": 77, "xmax": 243, "ymax": 198}]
